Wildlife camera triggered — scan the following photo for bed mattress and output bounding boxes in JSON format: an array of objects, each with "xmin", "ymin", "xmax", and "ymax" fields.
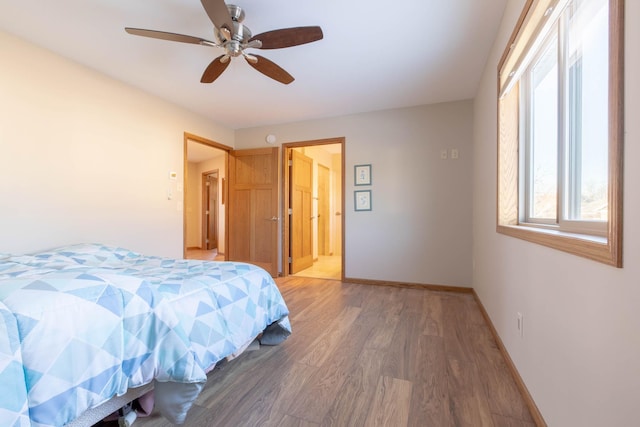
[{"xmin": 0, "ymin": 244, "xmax": 290, "ymax": 426}]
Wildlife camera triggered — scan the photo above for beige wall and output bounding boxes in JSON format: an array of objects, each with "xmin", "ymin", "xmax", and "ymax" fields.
[
  {"xmin": 0, "ymin": 31, "xmax": 234, "ymax": 258},
  {"xmin": 236, "ymin": 101, "xmax": 474, "ymax": 287},
  {"xmin": 472, "ymin": 1, "xmax": 640, "ymax": 425},
  {"xmin": 0, "ymin": 29, "xmax": 474, "ymax": 288}
]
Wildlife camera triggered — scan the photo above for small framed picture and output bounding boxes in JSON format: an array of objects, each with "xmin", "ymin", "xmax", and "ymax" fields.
[
  {"xmin": 354, "ymin": 190, "xmax": 372, "ymax": 211},
  {"xmin": 354, "ymin": 164, "xmax": 372, "ymax": 186}
]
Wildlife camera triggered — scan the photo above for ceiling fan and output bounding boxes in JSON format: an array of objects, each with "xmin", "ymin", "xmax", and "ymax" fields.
[{"xmin": 125, "ymin": 0, "xmax": 323, "ymax": 85}]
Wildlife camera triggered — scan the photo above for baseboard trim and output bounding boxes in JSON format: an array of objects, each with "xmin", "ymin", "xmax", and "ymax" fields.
[
  {"xmin": 343, "ymin": 277, "xmax": 473, "ymax": 294},
  {"xmin": 472, "ymin": 290, "xmax": 547, "ymax": 427}
]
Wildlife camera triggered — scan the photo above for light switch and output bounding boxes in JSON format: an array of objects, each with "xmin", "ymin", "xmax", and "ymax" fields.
[{"xmin": 451, "ymin": 149, "xmax": 459, "ymax": 159}]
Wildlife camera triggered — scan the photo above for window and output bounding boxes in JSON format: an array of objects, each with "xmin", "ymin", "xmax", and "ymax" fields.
[{"xmin": 497, "ymin": 0, "xmax": 624, "ymax": 266}]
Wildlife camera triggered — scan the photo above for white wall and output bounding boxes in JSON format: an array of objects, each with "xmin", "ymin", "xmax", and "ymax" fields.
[
  {"xmin": 0, "ymin": 31, "xmax": 234, "ymax": 258},
  {"xmin": 236, "ymin": 102, "xmax": 474, "ymax": 287},
  {"xmin": 472, "ymin": 1, "xmax": 640, "ymax": 426}
]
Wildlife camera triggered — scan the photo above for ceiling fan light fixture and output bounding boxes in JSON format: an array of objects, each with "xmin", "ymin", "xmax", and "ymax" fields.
[
  {"xmin": 243, "ymin": 52, "xmax": 258, "ymax": 64},
  {"xmin": 226, "ymin": 40, "xmax": 243, "ymax": 57},
  {"xmin": 244, "ymin": 39, "xmax": 262, "ymax": 49},
  {"xmin": 219, "ymin": 27, "xmax": 232, "ymax": 42}
]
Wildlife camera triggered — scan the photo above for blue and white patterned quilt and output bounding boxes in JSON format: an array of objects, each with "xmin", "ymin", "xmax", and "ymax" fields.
[{"xmin": 0, "ymin": 244, "xmax": 290, "ymax": 427}]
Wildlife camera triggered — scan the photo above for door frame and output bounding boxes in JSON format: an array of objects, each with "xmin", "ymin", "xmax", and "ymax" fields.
[
  {"xmin": 317, "ymin": 163, "xmax": 331, "ymax": 256},
  {"xmin": 183, "ymin": 132, "xmax": 232, "ymax": 259},
  {"xmin": 282, "ymin": 137, "xmax": 345, "ymax": 279}
]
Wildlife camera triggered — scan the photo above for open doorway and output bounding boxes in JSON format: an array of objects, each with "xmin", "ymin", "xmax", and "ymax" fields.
[
  {"xmin": 202, "ymin": 170, "xmax": 219, "ymax": 251},
  {"xmin": 183, "ymin": 133, "xmax": 230, "ymax": 261},
  {"xmin": 283, "ymin": 137, "xmax": 345, "ymax": 280}
]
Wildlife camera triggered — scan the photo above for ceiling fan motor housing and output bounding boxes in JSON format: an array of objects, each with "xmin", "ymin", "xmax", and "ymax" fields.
[{"xmin": 214, "ymin": 4, "xmax": 252, "ymax": 56}]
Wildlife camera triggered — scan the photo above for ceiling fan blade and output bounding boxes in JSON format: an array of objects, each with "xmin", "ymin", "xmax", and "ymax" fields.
[
  {"xmin": 125, "ymin": 28, "xmax": 217, "ymax": 46},
  {"xmin": 249, "ymin": 26, "xmax": 323, "ymax": 49},
  {"xmin": 201, "ymin": 0, "xmax": 234, "ymax": 35},
  {"xmin": 201, "ymin": 55, "xmax": 231, "ymax": 83},
  {"xmin": 246, "ymin": 55, "xmax": 294, "ymax": 85}
]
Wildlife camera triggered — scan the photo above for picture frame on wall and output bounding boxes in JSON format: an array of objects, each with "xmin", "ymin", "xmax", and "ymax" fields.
[
  {"xmin": 354, "ymin": 190, "xmax": 372, "ymax": 211},
  {"xmin": 354, "ymin": 164, "xmax": 372, "ymax": 186}
]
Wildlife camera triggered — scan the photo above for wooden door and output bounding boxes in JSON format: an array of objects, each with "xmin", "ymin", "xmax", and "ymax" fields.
[
  {"xmin": 206, "ymin": 174, "xmax": 218, "ymax": 250},
  {"xmin": 227, "ymin": 147, "xmax": 279, "ymax": 276},
  {"xmin": 318, "ymin": 164, "xmax": 330, "ymax": 255},
  {"xmin": 290, "ymin": 150, "xmax": 313, "ymax": 273}
]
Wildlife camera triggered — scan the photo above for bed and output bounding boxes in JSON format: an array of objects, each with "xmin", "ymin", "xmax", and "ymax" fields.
[{"xmin": 0, "ymin": 243, "xmax": 291, "ymax": 427}]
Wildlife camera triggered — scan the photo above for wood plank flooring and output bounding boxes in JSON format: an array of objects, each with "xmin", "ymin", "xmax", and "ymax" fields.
[
  {"xmin": 132, "ymin": 277, "xmax": 536, "ymax": 427},
  {"xmin": 292, "ymin": 255, "xmax": 342, "ymax": 280},
  {"xmin": 186, "ymin": 248, "xmax": 225, "ymax": 261}
]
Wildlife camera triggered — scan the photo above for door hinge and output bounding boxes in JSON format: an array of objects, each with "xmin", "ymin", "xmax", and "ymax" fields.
[
  {"xmin": 288, "ymin": 160, "xmax": 293, "ymax": 166},
  {"xmin": 288, "ymin": 257, "xmax": 292, "ymax": 263},
  {"xmin": 288, "ymin": 208, "xmax": 293, "ymax": 215}
]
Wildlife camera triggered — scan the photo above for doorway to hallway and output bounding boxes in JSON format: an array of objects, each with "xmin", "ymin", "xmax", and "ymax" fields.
[
  {"xmin": 282, "ymin": 137, "xmax": 345, "ymax": 281},
  {"xmin": 184, "ymin": 134, "xmax": 229, "ymax": 261}
]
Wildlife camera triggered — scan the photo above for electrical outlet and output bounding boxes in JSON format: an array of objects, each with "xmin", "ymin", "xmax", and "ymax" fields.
[
  {"xmin": 440, "ymin": 149, "xmax": 448, "ymax": 160},
  {"xmin": 517, "ymin": 312, "xmax": 524, "ymax": 338},
  {"xmin": 451, "ymin": 148, "xmax": 459, "ymax": 159}
]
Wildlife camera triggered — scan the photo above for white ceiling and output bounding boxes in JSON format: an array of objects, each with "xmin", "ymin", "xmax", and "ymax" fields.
[{"xmin": 0, "ymin": 0, "xmax": 507, "ymax": 130}]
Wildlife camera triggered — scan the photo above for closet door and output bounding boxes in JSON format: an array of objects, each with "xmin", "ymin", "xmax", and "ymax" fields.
[{"xmin": 227, "ymin": 147, "xmax": 279, "ymax": 276}]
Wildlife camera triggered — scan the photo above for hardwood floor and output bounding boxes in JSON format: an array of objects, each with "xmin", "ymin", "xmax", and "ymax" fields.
[
  {"xmin": 133, "ymin": 277, "xmax": 536, "ymax": 427},
  {"xmin": 186, "ymin": 248, "xmax": 225, "ymax": 261},
  {"xmin": 292, "ymin": 255, "xmax": 342, "ymax": 280}
]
